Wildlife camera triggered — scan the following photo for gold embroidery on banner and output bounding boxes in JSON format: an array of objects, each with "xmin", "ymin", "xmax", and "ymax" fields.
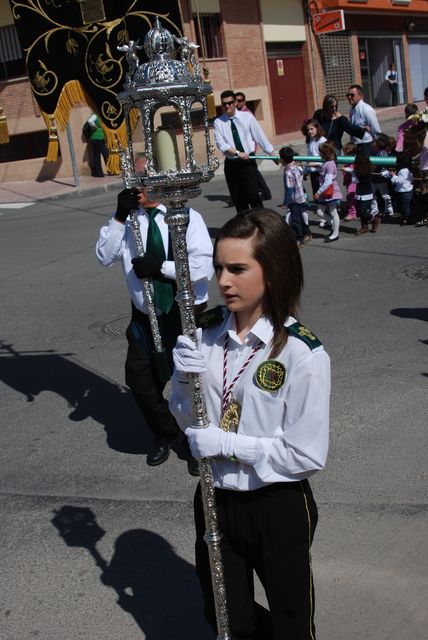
[
  {"xmin": 66, "ymin": 34, "xmax": 79, "ymax": 55},
  {"xmin": 101, "ymin": 100, "xmax": 120, "ymax": 128},
  {"xmin": 32, "ymin": 60, "xmax": 58, "ymax": 95},
  {"xmin": 10, "ymin": 1, "xmax": 183, "ymax": 130}
]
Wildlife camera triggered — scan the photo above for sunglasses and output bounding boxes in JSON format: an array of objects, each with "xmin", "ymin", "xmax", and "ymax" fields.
[
  {"xmin": 236, "ymin": 98, "xmax": 244, "ymax": 103},
  {"xmin": 346, "ymin": 93, "xmax": 357, "ymax": 98},
  {"xmin": 222, "ymin": 101, "xmax": 235, "ymax": 107}
]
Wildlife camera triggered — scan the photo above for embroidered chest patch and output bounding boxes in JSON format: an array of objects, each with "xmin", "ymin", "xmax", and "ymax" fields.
[{"xmin": 255, "ymin": 360, "xmax": 286, "ymax": 391}]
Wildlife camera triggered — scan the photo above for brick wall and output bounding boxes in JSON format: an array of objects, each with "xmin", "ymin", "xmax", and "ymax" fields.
[
  {"xmin": 0, "ymin": 78, "xmax": 44, "ymax": 135},
  {"xmin": 220, "ymin": 0, "xmax": 267, "ymax": 90}
]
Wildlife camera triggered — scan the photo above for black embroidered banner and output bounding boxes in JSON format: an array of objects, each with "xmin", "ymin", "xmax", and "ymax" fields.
[{"xmin": 9, "ymin": 0, "xmax": 183, "ymax": 130}]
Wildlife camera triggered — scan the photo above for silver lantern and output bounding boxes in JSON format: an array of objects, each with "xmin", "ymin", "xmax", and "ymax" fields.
[{"xmin": 117, "ymin": 17, "xmax": 230, "ymax": 640}]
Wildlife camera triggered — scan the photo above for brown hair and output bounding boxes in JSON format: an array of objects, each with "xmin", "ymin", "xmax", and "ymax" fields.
[
  {"xmin": 319, "ymin": 141, "xmax": 337, "ymax": 161},
  {"xmin": 321, "ymin": 94, "xmax": 338, "ymax": 117},
  {"xmin": 213, "ymin": 210, "xmax": 304, "ymax": 358},
  {"xmin": 404, "ymin": 103, "xmax": 418, "ymax": 118},
  {"xmin": 343, "ymin": 141, "xmax": 356, "ymax": 156},
  {"xmin": 354, "ymin": 153, "xmax": 373, "ymax": 177},
  {"xmin": 301, "ymin": 118, "xmax": 325, "ymax": 140}
]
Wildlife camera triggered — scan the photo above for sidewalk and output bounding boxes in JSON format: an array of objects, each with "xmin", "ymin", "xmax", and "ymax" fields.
[{"xmin": 0, "ymin": 104, "xmax": 416, "ymax": 205}]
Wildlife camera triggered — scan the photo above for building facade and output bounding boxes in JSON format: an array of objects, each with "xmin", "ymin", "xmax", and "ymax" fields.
[
  {"xmin": 307, "ymin": 0, "xmax": 428, "ymax": 113},
  {"xmin": 0, "ymin": 0, "xmax": 427, "ymax": 180}
]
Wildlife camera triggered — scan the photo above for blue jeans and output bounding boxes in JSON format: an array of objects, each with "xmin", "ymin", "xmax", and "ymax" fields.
[
  {"xmin": 289, "ymin": 203, "xmax": 309, "ymax": 242},
  {"xmin": 397, "ymin": 191, "xmax": 413, "ymax": 220}
]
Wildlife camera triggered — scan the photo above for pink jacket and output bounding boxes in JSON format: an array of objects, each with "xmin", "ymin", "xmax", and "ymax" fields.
[{"xmin": 318, "ymin": 160, "xmax": 342, "ymax": 201}]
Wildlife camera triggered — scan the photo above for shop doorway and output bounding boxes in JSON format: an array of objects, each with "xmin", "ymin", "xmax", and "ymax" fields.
[
  {"xmin": 408, "ymin": 38, "xmax": 428, "ymax": 101},
  {"xmin": 266, "ymin": 44, "xmax": 309, "ymax": 135},
  {"xmin": 358, "ymin": 37, "xmax": 406, "ymax": 107}
]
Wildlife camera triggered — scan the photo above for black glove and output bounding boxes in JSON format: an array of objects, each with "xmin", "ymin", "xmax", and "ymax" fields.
[
  {"xmin": 132, "ymin": 254, "xmax": 164, "ymax": 279},
  {"xmin": 115, "ymin": 188, "xmax": 139, "ymax": 222}
]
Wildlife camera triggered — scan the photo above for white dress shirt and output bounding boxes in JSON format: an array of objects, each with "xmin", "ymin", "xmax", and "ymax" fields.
[
  {"xmin": 169, "ymin": 312, "xmax": 330, "ymax": 491},
  {"xmin": 213, "ymin": 110, "xmax": 274, "ymax": 156},
  {"xmin": 349, "ymin": 100, "xmax": 381, "ymax": 144},
  {"xmin": 390, "ymin": 168, "xmax": 413, "ymax": 193},
  {"xmin": 95, "ymin": 204, "xmax": 214, "ymax": 313}
]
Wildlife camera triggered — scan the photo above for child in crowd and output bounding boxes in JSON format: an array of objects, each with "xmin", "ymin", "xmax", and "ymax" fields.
[
  {"xmin": 301, "ymin": 118, "xmax": 328, "ymax": 226},
  {"xmin": 342, "ymin": 141, "xmax": 358, "ymax": 220},
  {"xmin": 383, "ymin": 152, "xmax": 414, "ymax": 225},
  {"xmin": 396, "ymin": 103, "xmax": 419, "ymax": 153},
  {"xmin": 354, "ymin": 154, "xmax": 380, "ymax": 235},
  {"xmin": 314, "ymin": 142, "xmax": 342, "ymax": 242},
  {"xmin": 371, "ymin": 133, "xmax": 394, "ymax": 216},
  {"xmin": 279, "ymin": 146, "xmax": 312, "ymax": 248}
]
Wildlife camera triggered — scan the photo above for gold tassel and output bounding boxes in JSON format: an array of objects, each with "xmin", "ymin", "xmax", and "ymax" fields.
[
  {"xmin": 46, "ymin": 115, "xmax": 59, "ymax": 162},
  {"xmin": 40, "ymin": 79, "xmax": 141, "ymax": 172},
  {"xmin": 203, "ymin": 68, "xmax": 217, "ymax": 120},
  {"xmin": 103, "ymin": 111, "xmax": 140, "ymax": 175},
  {"xmin": 0, "ymin": 104, "xmax": 10, "ymax": 144}
]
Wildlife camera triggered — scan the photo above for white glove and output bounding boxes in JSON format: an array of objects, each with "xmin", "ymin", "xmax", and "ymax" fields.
[
  {"xmin": 173, "ymin": 328, "xmax": 207, "ymax": 380},
  {"xmin": 185, "ymin": 425, "xmax": 236, "ymax": 459}
]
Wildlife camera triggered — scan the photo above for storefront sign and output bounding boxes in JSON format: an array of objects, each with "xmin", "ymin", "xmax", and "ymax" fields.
[{"xmin": 313, "ymin": 10, "xmax": 346, "ymax": 35}]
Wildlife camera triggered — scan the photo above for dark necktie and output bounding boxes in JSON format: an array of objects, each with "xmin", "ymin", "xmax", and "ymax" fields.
[
  {"xmin": 146, "ymin": 208, "xmax": 173, "ymax": 314},
  {"xmin": 230, "ymin": 118, "xmax": 245, "ymax": 152}
]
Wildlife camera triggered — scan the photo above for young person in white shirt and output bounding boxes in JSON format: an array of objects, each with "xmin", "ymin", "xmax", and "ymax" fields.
[
  {"xmin": 170, "ymin": 210, "xmax": 330, "ymax": 639},
  {"xmin": 382, "ymin": 152, "xmax": 414, "ymax": 225},
  {"xmin": 214, "ymin": 90, "xmax": 276, "ymax": 213},
  {"xmin": 96, "ymin": 185, "xmax": 214, "ymax": 474}
]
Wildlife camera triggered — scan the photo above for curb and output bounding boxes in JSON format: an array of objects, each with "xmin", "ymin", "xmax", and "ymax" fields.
[{"xmin": 39, "ymin": 178, "xmax": 122, "ymax": 203}]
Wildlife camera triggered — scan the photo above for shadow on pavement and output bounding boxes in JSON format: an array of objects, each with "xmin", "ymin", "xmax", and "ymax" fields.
[
  {"xmin": 0, "ymin": 341, "xmax": 151, "ymax": 454},
  {"xmin": 203, "ymin": 194, "xmax": 234, "ymax": 206},
  {"xmin": 390, "ymin": 308, "xmax": 428, "ymax": 323},
  {"xmin": 51, "ymin": 505, "xmax": 213, "ymax": 640}
]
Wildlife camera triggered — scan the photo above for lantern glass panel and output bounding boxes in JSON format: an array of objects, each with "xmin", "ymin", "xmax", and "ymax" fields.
[
  {"xmin": 152, "ymin": 105, "xmax": 183, "ymax": 172},
  {"xmin": 190, "ymin": 101, "xmax": 209, "ymax": 167}
]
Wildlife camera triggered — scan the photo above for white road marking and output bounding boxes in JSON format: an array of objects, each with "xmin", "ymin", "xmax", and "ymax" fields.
[{"xmin": 0, "ymin": 202, "xmax": 35, "ymax": 210}]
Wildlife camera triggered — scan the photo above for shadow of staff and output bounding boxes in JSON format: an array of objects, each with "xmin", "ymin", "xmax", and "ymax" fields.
[
  {"xmin": 0, "ymin": 341, "xmax": 151, "ymax": 454},
  {"xmin": 51, "ymin": 505, "xmax": 213, "ymax": 640}
]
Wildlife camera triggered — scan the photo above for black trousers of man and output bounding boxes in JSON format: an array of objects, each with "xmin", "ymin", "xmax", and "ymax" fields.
[
  {"xmin": 89, "ymin": 138, "xmax": 109, "ymax": 177},
  {"xmin": 224, "ymin": 157, "xmax": 263, "ymax": 213},
  {"xmin": 125, "ymin": 302, "xmax": 181, "ymax": 442},
  {"xmin": 194, "ymin": 480, "xmax": 318, "ymax": 640}
]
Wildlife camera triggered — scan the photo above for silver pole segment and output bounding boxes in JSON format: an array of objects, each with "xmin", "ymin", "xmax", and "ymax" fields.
[
  {"xmin": 165, "ymin": 205, "xmax": 231, "ymax": 640},
  {"xmin": 118, "ymin": 144, "xmax": 164, "ymax": 355}
]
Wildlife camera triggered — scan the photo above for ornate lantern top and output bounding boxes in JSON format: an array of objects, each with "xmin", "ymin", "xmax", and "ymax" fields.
[
  {"xmin": 117, "ymin": 17, "xmax": 218, "ymax": 206},
  {"xmin": 143, "ymin": 16, "xmax": 175, "ymax": 60}
]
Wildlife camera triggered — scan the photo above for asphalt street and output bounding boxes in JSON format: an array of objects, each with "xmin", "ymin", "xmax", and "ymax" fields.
[{"xmin": 0, "ymin": 160, "xmax": 427, "ymax": 639}]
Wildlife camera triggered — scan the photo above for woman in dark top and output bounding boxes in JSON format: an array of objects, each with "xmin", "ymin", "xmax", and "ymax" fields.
[{"xmin": 313, "ymin": 94, "xmax": 366, "ymax": 156}]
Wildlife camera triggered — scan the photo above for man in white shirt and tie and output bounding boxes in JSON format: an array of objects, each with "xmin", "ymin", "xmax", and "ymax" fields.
[
  {"xmin": 347, "ymin": 84, "xmax": 381, "ymax": 155},
  {"xmin": 214, "ymin": 90, "xmax": 275, "ymax": 213}
]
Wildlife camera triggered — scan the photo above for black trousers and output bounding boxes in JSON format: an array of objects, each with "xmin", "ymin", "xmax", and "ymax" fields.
[
  {"xmin": 224, "ymin": 158, "xmax": 263, "ymax": 213},
  {"xmin": 89, "ymin": 138, "xmax": 109, "ymax": 177},
  {"xmin": 124, "ymin": 303, "xmax": 181, "ymax": 442},
  {"xmin": 194, "ymin": 480, "xmax": 318, "ymax": 640}
]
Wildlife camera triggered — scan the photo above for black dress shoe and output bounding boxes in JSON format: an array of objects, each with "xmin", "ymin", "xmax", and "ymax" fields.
[
  {"xmin": 187, "ymin": 456, "xmax": 200, "ymax": 477},
  {"xmin": 147, "ymin": 439, "xmax": 171, "ymax": 466}
]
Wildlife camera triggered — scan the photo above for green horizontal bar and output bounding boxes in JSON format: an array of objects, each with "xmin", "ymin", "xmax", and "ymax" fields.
[{"xmin": 251, "ymin": 155, "xmax": 397, "ymax": 166}]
